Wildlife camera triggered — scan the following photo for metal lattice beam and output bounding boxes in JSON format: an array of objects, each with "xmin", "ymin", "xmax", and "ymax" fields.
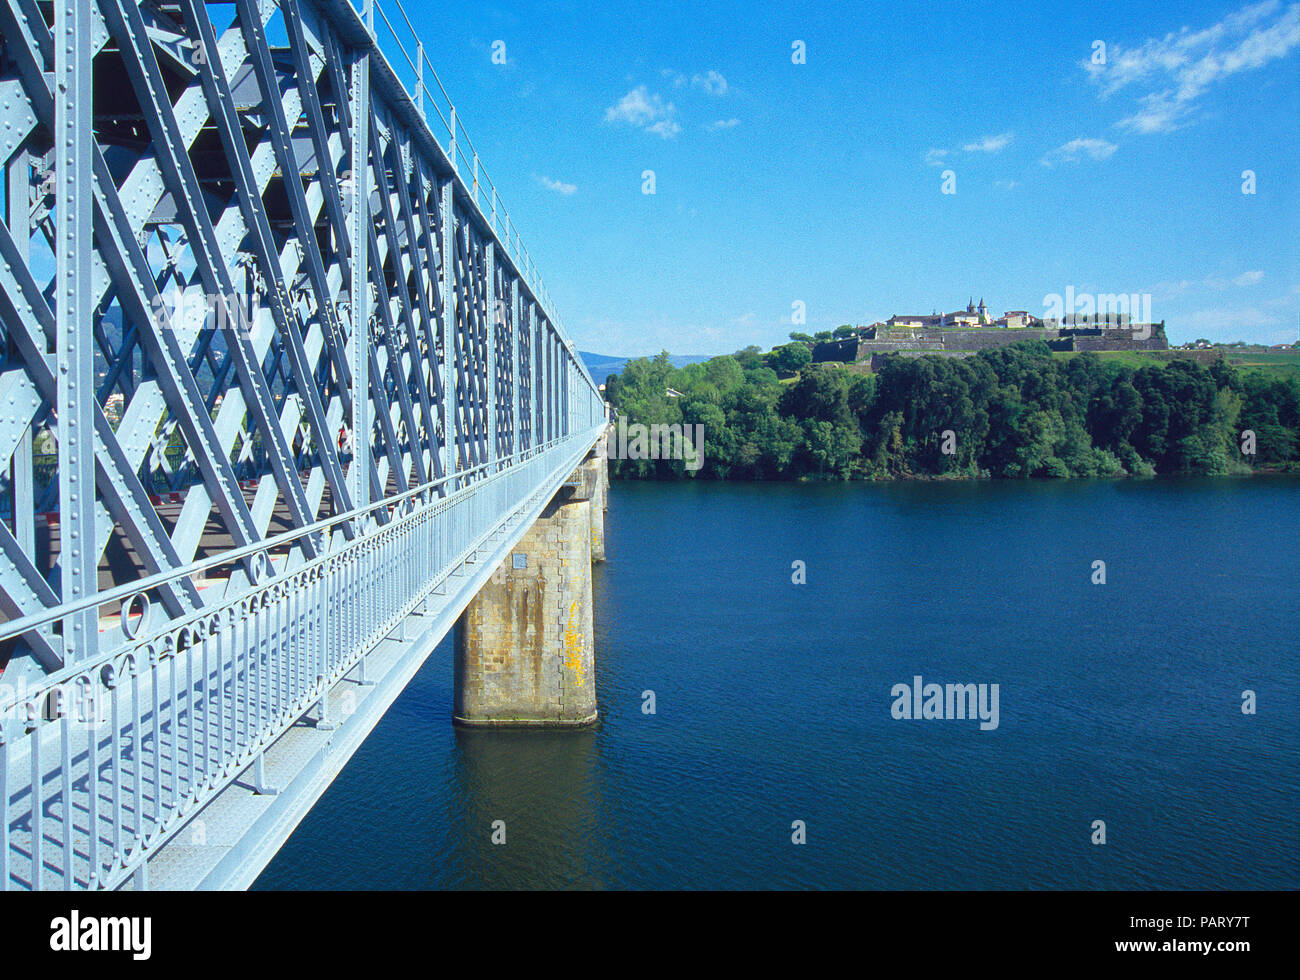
[{"xmin": 0, "ymin": 0, "xmax": 606, "ymax": 891}]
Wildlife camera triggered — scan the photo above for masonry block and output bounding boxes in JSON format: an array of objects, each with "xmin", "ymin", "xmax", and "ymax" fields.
[{"xmin": 454, "ymin": 487, "xmax": 597, "ymax": 727}]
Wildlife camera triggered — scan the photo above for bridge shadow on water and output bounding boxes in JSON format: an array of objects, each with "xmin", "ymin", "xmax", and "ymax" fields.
[{"xmin": 443, "ymin": 728, "xmax": 613, "ymax": 890}]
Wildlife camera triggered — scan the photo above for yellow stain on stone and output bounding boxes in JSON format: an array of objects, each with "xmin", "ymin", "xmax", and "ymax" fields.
[{"xmin": 563, "ymin": 571, "xmax": 586, "ymax": 687}]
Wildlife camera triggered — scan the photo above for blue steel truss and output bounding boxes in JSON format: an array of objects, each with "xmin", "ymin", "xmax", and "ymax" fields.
[{"xmin": 0, "ymin": 0, "xmax": 604, "ymax": 889}]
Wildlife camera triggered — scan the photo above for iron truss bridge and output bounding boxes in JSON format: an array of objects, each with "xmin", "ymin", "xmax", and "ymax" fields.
[{"xmin": 0, "ymin": 0, "xmax": 606, "ymax": 889}]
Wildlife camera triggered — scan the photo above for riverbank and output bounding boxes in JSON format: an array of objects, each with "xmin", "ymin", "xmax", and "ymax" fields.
[{"xmin": 610, "ymin": 461, "xmax": 1300, "ymax": 484}]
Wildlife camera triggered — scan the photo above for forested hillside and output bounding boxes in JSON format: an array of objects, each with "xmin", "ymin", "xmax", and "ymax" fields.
[{"xmin": 603, "ymin": 343, "xmax": 1300, "ymax": 480}]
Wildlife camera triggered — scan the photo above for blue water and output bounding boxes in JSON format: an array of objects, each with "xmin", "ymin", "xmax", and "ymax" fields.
[{"xmin": 256, "ymin": 477, "xmax": 1300, "ymax": 889}]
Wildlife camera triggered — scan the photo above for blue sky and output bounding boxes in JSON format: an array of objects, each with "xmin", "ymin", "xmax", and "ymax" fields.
[{"xmin": 395, "ymin": 0, "xmax": 1300, "ymax": 354}]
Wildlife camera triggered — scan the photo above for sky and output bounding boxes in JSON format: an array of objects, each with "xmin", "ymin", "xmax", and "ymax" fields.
[{"xmin": 391, "ymin": 0, "xmax": 1300, "ymax": 355}]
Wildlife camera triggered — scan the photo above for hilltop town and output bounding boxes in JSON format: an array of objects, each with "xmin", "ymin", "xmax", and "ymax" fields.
[{"xmin": 806, "ymin": 298, "xmax": 1170, "ymax": 371}]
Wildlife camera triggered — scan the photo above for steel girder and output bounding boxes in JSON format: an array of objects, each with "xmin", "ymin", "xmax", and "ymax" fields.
[{"xmin": 0, "ymin": 0, "xmax": 604, "ymax": 686}]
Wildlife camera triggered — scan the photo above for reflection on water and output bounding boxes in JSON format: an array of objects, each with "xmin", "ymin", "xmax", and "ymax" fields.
[{"xmin": 445, "ymin": 728, "xmax": 611, "ymax": 889}]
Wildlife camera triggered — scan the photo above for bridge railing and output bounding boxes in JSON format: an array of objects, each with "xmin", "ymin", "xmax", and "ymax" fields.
[{"xmin": 0, "ymin": 425, "xmax": 604, "ymax": 890}]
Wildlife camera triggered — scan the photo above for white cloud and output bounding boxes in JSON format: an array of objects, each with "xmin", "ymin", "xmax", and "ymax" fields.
[
  {"xmin": 707, "ymin": 118, "xmax": 740, "ymax": 131},
  {"xmin": 536, "ymin": 175, "xmax": 577, "ymax": 195},
  {"xmin": 962, "ymin": 132, "xmax": 1014, "ymax": 153},
  {"xmin": 994, "ymin": 179, "xmax": 1019, "ymax": 189},
  {"xmin": 1118, "ymin": 95, "xmax": 1190, "ymax": 134},
  {"xmin": 605, "ymin": 86, "xmax": 667, "ymax": 126},
  {"xmin": 1086, "ymin": 1, "xmax": 1300, "ymax": 133},
  {"xmin": 692, "ymin": 70, "xmax": 729, "ymax": 95},
  {"xmin": 604, "ymin": 86, "xmax": 681, "ymax": 139},
  {"xmin": 1041, "ymin": 137, "xmax": 1118, "ymax": 166},
  {"xmin": 1203, "ymin": 270, "xmax": 1267, "ymax": 289},
  {"xmin": 925, "ymin": 133, "xmax": 1012, "ymax": 166},
  {"xmin": 1147, "ymin": 278, "xmax": 1195, "ymax": 300},
  {"xmin": 662, "ymin": 68, "xmax": 730, "ymax": 95},
  {"xmin": 1148, "ymin": 270, "xmax": 1266, "ymax": 297},
  {"xmin": 1177, "ymin": 306, "xmax": 1286, "ymax": 342},
  {"xmin": 646, "ymin": 119, "xmax": 682, "ymax": 139}
]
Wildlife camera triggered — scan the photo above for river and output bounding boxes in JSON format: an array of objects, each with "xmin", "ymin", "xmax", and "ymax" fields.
[{"xmin": 255, "ymin": 476, "xmax": 1300, "ymax": 889}]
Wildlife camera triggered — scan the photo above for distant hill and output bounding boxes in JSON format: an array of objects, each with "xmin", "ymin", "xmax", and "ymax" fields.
[{"xmin": 580, "ymin": 352, "xmax": 712, "ymax": 379}]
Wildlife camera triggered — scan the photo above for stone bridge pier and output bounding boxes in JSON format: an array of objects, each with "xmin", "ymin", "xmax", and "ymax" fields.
[{"xmin": 454, "ymin": 439, "xmax": 609, "ymax": 726}]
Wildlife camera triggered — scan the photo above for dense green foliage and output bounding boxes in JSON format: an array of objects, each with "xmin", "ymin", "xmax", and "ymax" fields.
[{"xmin": 604, "ymin": 343, "xmax": 1300, "ymax": 480}]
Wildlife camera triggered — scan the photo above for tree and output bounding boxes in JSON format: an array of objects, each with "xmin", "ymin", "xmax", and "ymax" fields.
[
  {"xmin": 603, "ymin": 373, "xmax": 622, "ymax": 407},
  {"xmin": 770, "ymin": 342, "xmax": 813, "ymax": 375},
  {"xmin": 779, "ymin": 363, "xmax": 855, "ymax": 428},
  {"xmin": 733, "ymin": 345, "xmax": 765, "ymax": 371},
  {"xmin": 801, "ymin": 419, "xmax": 861, "ymax": 479}
]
